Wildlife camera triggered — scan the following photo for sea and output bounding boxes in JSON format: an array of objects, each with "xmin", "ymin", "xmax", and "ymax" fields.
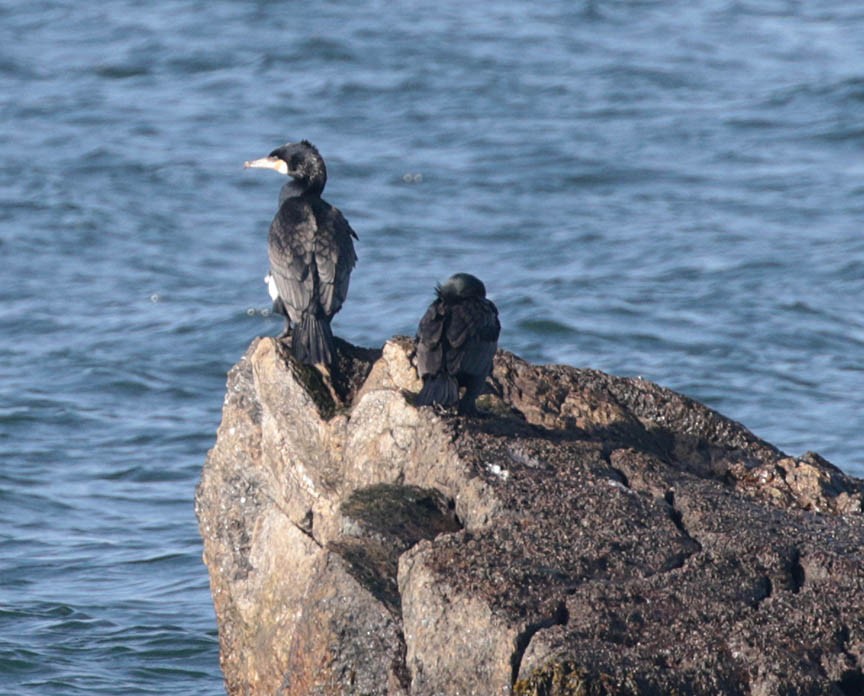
[{"xmin": 1, "ymin": 1, "xmax": 863, "ymax": 693}]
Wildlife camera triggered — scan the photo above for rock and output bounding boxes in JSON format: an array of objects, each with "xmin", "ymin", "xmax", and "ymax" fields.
[{"xmin": 196, "ymin": 336, "xmax": 864, "ymax": 695}]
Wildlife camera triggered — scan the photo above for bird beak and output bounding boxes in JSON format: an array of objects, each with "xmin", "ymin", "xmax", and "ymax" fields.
[{"xmin": 243, "ymin": 156, "xmax": 288, "ymax": 175}]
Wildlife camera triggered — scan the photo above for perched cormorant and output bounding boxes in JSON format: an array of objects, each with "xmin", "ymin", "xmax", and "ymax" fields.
[
  {"xmin": 414, "ymin": 273, "xmax": 500, "ymax": 414},
  {"xmin": 245, "ymin": 140, "xmax": 357, "ymax": 367}
]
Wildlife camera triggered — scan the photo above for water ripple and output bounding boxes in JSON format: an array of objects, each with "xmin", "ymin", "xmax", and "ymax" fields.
[{"xmin": 3, "ymin": 1, "xmax": 864, "ymax": 693}]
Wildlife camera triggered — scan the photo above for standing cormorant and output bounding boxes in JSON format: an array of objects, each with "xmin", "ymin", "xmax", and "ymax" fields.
[
  {"xmin": 245, "ymin": 140, "xmax": 357, "ymax": 367},
  {"xmin": 414, "ymin": 273, "xmax": 500, "ymax": 414}
]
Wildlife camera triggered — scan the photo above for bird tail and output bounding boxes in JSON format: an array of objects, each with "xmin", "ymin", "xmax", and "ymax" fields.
[
  {"xmin": 292, "ymin": 315, "xmax": 334, "ymax": 366},
  {"xmin": 415, "ymin": 374, "xmax": 459, "ymax": 408}
]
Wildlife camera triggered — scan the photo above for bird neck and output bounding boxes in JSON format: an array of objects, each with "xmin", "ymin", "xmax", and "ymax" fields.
[
  {"xmin": 278, "ymin": 178, "xmax": 324, "ymax": 205},
  {"xmin": 278, "ymin": 180, "xmax": 305, "ymax": 205}
]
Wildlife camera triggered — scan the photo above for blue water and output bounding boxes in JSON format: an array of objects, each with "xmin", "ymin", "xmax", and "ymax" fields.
[{"xmin": 2, "ymin": 1, "xmax": 863, "ymax": 693}]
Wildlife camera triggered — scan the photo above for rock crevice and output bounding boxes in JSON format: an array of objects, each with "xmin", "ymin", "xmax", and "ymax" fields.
[
  {"xmin": 196, "ymin": 336, "xmax": 864, "ymax": 695},
  {"xmin": 510, "ymin": 601, "xmax": 570, "ymax": 688}
]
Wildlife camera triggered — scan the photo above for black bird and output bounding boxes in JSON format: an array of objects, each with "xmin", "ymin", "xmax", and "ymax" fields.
[
  {"xmin": 245, "ymin": 140, "xmax": 357, "ymax": 367},
  {"xmin": 415, "ymin": 273, "xmax": 500, "ymax": 414}
]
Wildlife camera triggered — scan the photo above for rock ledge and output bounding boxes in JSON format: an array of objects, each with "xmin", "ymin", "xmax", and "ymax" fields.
[{"xmin": 196, "ymin": 337, "xmax": 864, "ymax": 695}]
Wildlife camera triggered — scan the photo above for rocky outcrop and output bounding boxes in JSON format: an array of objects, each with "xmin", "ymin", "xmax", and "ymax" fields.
[{"xmin": 195, "ymin": 336, "xmax": 864, "ymax": 695}]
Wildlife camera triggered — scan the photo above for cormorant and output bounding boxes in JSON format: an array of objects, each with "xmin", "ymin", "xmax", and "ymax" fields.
[
  {"xmin": 414, "ymin": 273, "xmax": 500, "ymax": 414},
  {"xmin": 245, "ymin": 140, "xmax": 357, "ymax": 367}
]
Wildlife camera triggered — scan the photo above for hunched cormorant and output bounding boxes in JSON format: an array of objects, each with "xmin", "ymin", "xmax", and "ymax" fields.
[
  {"xmin": 245, "ymin": 140, "xmax": 357, "ymax": 367},
  {"xmin": 414, "ymin": 273, "xmax": 500, "ymax": 414}
]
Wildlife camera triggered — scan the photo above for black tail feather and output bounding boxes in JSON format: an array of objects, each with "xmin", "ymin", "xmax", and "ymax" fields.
[
  {"xmin": 415, "ymin": 374, "xmax": 459, "ymax": 408},
  {"xmin": 292, "ymin": 315, "xmax": 334, "ymax": 366}
]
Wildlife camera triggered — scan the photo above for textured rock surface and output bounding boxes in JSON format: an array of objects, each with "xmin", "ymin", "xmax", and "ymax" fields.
[{"xmin": 196, "ymin": 336, "xmax": 864, "ymax": 695}]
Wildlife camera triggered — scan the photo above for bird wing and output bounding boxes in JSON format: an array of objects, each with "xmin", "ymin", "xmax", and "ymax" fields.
[
  {"xmin": 445, "ymin": 298, "xmax": 500, "ymax": 377},
  {"xmin": 415, "ymin": 300, "xmax": 446, "ymax": 377},
  {"xmin": 267, "ymin": 200, "xmax": 318, "ymax": 324},
  {"xmin": 312, "ymin": 202, "xmax": 358, "ymax": 317}
]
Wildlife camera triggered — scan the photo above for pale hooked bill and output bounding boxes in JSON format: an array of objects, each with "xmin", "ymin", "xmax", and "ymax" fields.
[{"xmin": 244, "ymin": 156, "xmax": 288, "ymax": 175}]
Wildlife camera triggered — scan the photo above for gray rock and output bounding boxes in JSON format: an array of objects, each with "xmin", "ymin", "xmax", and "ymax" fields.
[{"xmin": 196, "ymin": 336, "xmax": 864, "ymax": 695}]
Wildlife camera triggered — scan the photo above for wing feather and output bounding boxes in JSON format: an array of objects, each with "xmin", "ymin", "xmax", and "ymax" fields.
[
  {"xmin": 415, "ymin": 301, "xmax": 446, "ymax": 377},
  {"xmin": 311, "ymin": 201, "xmax": 357, "ymax": 316},
  {"xmin": 444, "ymin": 298, "xmax": 500, "ymax": 377},
  {"xmin": 266, "ymin": 197, "xmax": 357, "ymax": 323}
]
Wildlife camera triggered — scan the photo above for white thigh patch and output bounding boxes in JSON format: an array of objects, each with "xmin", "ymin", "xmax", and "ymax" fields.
[{"xmin": 264, "ymin": 273, "xmax": 280, "ymax": 302}]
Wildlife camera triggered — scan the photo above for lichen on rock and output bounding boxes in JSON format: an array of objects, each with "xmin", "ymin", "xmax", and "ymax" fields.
[{"xmin": 196, "ymin": 336, "xmax": 864, "ymax": 695}]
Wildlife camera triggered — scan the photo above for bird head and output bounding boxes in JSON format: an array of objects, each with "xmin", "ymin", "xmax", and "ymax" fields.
[
  {"xmin": 437, "ymin": 273, "xmax": 487, "ymax": 301},
  {"xmin": 244, "ymin": 140, "xmax": 327, "ymax": 195}
]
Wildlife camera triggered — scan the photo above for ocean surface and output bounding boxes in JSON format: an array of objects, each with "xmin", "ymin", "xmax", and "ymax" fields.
[{"xmin": 1, "ymin": 1, "xmax": 863, "ymax": 692}]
